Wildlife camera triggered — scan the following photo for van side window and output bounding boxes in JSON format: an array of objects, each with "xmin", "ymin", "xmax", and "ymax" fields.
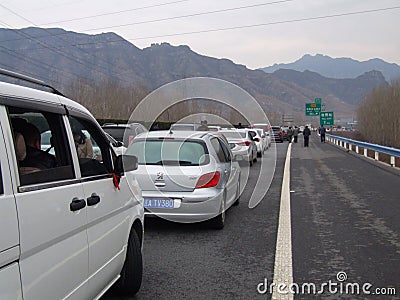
[
  {"xmin": 8, "ymin": 107, "xmax": 75, "ymax": 186},
  {"xmin": 68, "ymin": 116, "xmax": 113, "ymax": 177}
]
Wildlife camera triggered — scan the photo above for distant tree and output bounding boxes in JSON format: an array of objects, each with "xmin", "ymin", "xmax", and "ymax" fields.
[
  {"xmin": 357, "ymin": 79, "xmax": 400, "ymax": 148},
  {"xmin": 66, "ymin": 79, "xmax": 149, "ymax": 121}
]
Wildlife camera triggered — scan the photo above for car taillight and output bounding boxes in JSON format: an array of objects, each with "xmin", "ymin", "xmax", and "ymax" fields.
[
  {"xmin": 278, "ymin": 131, "xmax": 282, "ymax": 135},
  {"xmin": 195, "ymin": 172, "xmax": 220, "ymax": 189},
  {"xmin": 254, "ymin": 138, "xmax": 260, "ymax": 142},
  {"xmin": 237, "ymin": 141, "xmax": 251, "ymax": 146}
]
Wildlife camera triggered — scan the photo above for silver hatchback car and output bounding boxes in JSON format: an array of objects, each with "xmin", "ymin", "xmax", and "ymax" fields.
[{"xmin": 126, "ymin": 130, "xmax": 241, "ymax": 229}]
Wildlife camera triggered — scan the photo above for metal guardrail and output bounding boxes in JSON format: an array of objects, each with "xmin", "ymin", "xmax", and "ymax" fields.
[{"xmin": 326, "ymin": 134, "xmax": 400, "ymax": 168}]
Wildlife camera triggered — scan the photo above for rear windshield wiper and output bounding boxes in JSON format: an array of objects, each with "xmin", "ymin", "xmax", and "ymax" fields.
[{"xmin": 151, "ymin": 160, "xmax": 197, "ymax": 166}]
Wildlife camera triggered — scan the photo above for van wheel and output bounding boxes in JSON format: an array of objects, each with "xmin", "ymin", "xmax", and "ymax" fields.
[
  {"xmin": 209, "ymin": 194, "xmax": 226, "ymax": 230},
  {"xmin": 116, "ymin": 229, "xmax": 142, "ymax": 296}
]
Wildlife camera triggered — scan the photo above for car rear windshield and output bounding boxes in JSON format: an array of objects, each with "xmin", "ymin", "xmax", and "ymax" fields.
[
  {"xmin": 221, "ymin": 131, "xmax": 246, "ymax": 139},
  {"xmin": 170, "ymin": 125, "xmax": 195, "ymax": 131},
  {"xmin": 272, "ymin": 127, "xmax": 281, "ymax": 131},
  {"xmin": 103, "ymin": 127, "xmax": 124, "ymax": 142},
  {"xmin": 127, "ymin": 139, "xmax": 209, "ymax": 166}
]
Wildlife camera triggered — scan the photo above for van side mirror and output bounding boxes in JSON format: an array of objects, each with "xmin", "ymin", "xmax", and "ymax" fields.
[
  {"xmin": 114, "ymin": 141, "xmax": 124, "ymax": 147},
  {"xmin": 234, "ymin": 155, "xmax": 243, "ymax": 162},
  {"xmin": 114, "ymin": 154, "xmax": 138, "ymax": 176}
]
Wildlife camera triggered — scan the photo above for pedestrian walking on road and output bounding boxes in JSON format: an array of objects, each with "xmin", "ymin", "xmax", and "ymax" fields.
[
  {"xmin": 198, "ymin": 119, "xmax": 209, "ymax": 131},
  {"xmin": 293, "ymin": 126, "xmax": 299, "ymax": 143},
  {"xmin": 303, "ymin": 125, "xmax": 311, "ymax": 147},
  {"xmin": 288, "ymin": 127, "xmax": 293, "ymax": 143},
  {"xmin": 320, "ymin": 125, "xmax": 326, "ymax": 143}
]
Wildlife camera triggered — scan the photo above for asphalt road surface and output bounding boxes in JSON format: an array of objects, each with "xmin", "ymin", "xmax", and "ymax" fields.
[
  {"xmin": 291, "ymin": 134, "xmax": 400, "ymax": 299},
  {"xmin": 103, "ymin": 134, "xmax": 399, "ymax": 299}
]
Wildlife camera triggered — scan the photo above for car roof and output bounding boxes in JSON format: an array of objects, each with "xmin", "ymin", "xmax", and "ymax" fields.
[
  {"xmin": 134, "ymin": 130, "xmax": 213, "ymax": 140},
  {"xmin": 102, "ymin": 123, "xmax": 145, "ymax": 128},
  {"xmin": 170, "ymin": 123, "xmax": 201, "ymax": 128}
]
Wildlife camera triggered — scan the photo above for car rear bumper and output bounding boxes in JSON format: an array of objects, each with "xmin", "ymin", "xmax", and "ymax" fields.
[
  {"xmin": 272, "ymin": 135, "xmax": 283, "ymax": 142},
  {"xmin": 232, "ymin": 147, "xmax": 252, "ymax": 161},
  {"xmin": 142, "ymin": 189, "xmax": 223, "ymax": 222}
]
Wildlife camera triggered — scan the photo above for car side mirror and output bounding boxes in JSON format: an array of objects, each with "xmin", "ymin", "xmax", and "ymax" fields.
[{"xmin": 114, "ymin": 154, "xmax": 138, "ymax": 176}]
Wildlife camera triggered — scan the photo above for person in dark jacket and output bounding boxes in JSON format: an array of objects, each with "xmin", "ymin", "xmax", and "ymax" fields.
[
  {"xmin": 198, "ymin": 120, "xmax": 209, "ymax": 131},
  {"xmin": 287, "ymin": 127, "xmax": 293, "ymax": 143},
  {"xmin": 303, "ymin": 125, "xmax": 311, "ymax": 147},
  {"xmin": 20, "ymin": 123, "xmax": 57, "ymax": 170},
  {"xmin": 319, "ymin": 125, "xmax": 326, "ymax": 143},
  {"xmin": 293, "ymin": 126, "xmax": 299, "ymax": 143}
]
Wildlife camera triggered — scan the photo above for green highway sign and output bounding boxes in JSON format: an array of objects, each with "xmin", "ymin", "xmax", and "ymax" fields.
[
  {"xmin": 315, "ymin": 98, "xmax": 322, "ymax": 105},
  {"xmin": 320, "ymin": 111, "xmax": 334, "ymax": 126},
  {"xmin": 305, "ymin": 102, "xmax": 321, "ymax": 116}
]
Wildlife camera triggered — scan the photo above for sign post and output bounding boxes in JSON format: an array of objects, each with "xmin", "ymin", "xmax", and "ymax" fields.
[
  {"xmin": 320, "ymin": 111, "xmax": 334, "ymax": 126},
  {"xmin": 305, "ymin": 103, "xmax": 321, "ymax": 116}
]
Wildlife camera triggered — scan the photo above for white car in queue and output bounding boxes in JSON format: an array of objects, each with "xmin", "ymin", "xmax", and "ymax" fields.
[
  {"xmin": 241, "ymin": 128, "xmax": 264, "ymax": 157},
  {"xmin": 0, "ymin": 69, "xmax": 143, "ymax": 299},
  {"xmin": 126, "ymin": 130, "xmax": 241, "ymax": 229},
  {"xmin": 220, "ymin": 129, "xmax": 257, "ymax": 166}
]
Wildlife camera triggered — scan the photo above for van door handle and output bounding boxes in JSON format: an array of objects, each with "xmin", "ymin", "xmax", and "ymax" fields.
[
  {"xmin": 70, "ymin": 198, "xmax": 86, "ymax": 211},
  {"xmin": 87, "ymin": 194, "xmax": 100, "ymax": 206}
]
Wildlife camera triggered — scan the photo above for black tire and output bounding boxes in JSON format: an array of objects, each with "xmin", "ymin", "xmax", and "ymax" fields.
[
  {"xmin": 209, "ymin": 195, "xmax": 226, "ymax": 230},
  {"xmin": 253, "ymin": 155, "xmax": 257, "ymax": 163},
  {"xmin": 249, "ymin": 158, "xmax": 253, "ymax": 167},
  {"xmin": 115, "ymin": 229, "xmax": 143, "ymax": 296},
  {"xmin": 257, "ymin": 151, "xmax": 262, "ymax": 158}
]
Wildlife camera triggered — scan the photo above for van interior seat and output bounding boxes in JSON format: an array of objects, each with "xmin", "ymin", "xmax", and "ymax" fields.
[
  {"xmin": 14, "ymin": 131, "xmax": 41, "ymax": 176},
  {"xmin": 14, "ymin": 131, "xmax": 26, "ymax": 161}
]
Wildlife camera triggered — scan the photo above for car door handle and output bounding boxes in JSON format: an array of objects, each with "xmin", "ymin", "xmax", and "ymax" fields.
[
  {"xmin": 87, "ymin": 194, "xmax": 101, "ymax": 206},
  {"xmin": 70, "ymin": 198, "xmax": 86, "ymax": 211}
]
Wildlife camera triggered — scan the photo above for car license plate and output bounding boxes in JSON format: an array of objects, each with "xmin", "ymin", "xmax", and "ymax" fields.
[{"xmin": 144, "ymin": 198, "xmax": 175, "ymax": 209}]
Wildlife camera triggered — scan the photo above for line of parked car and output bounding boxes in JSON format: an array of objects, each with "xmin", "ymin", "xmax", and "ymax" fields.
[
  {"xmin": 1, "ymin": 68, "xmax": 278, "ymax": 299},
  {"xmin": 102, "ymin": 122, "xmax": 273, "ymax": 228}
]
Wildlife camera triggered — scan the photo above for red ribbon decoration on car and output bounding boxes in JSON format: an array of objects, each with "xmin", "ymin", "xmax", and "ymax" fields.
[{"xmin": 112, "ymin": 173, "xmax": 121, "ymax": 190}]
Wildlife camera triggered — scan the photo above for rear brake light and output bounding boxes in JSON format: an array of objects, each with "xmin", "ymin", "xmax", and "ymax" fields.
[
  {"xmin": 254, "ymin": 138, "xmax": 260, "ymax": 142},
  {"xmin": 237, "ymin": 141, "xmax": 251, "ymax": 146},
  {"xmin": 195, "ymin": 172, "xmax": 220, "ymax": 189},
  {"xmin": 278, "ymin": 131, "xmax": 282, "ymax": 135}
]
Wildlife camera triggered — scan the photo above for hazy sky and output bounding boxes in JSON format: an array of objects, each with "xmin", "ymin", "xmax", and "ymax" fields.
[{"xmin": 1, "ymin": 0, "xmax": 399, "ymax": 69}]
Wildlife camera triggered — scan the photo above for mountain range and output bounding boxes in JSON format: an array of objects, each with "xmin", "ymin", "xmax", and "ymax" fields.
[
  {"xmin": 0, "ymin": 27, "xmax": 393, "ymax": 121},
  {"xmin": 260, "ymin": 54, "xmax": 400, "ymax": 82}
]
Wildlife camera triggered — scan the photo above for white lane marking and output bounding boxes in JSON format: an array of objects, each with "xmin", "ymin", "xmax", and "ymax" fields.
[{"xmin": 272, "ymin": 143, "xmax": 293, "ymax": 300}]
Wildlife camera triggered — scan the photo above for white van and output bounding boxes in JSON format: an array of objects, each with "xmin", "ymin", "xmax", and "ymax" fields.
[{"xmin": 0, "ymin": 69, "xmax": 144, "ymax": 299}]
